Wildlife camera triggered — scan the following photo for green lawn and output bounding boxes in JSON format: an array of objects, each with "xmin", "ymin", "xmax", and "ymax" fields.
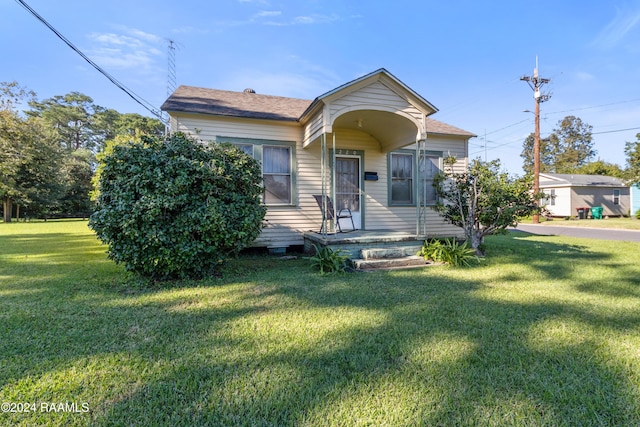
[
  {"xmin": 540, "ymin": 217, "xmax": 640, "ymax": 230},
  {"xmin": 1, "ymin": 220, "xmax": 640, "ymax": 426}
]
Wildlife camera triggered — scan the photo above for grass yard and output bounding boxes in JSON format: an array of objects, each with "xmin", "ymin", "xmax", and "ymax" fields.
[
  {"xmin": 540, "ymin": 217, "xmax": 640, "ymax": 230},
  {"xmin": 1, "ymin": 220, "xmax": 640, "ymax": 426}
]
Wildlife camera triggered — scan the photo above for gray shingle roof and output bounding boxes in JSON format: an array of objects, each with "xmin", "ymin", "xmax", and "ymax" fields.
[
  {"xmin": 162, "ymin": 82, "xmax": 475, "ymax": 137},
  {"xmin": 161, "ymin": 85, "xmax": 312, "ymax": 122},
  {"xmin": 425, "ymin": 118, "xmax": 476, "ymax": 137},
  {"xmin": 540, "ymin": 173, "xmax": 626, "ymax": 187}
]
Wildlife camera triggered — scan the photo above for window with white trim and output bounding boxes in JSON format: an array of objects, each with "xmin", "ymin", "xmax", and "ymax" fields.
[{"xmin": 613, "ymin": 189, "xmax": 620, "ymax": 205}]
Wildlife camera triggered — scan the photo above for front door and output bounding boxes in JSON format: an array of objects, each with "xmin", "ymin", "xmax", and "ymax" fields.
[{"xmin": 335, "ymin": 156, "xmax": 361, "ymax": 230}]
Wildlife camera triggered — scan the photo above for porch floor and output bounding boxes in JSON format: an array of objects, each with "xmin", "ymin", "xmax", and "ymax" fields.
[{"xmin": 303, "ymin": 229, "xmax": 425, "ymax": 259}]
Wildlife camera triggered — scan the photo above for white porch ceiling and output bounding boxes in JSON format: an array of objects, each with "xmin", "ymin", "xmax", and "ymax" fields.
[{"xmin": 332, "ymin": 109, "xmax": 419, "ymax": 152}]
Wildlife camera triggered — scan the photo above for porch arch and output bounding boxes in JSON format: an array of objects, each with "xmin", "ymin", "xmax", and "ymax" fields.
[{"xmin": 330, "ymin": 105, "xmax": 424, "ymax": 153}]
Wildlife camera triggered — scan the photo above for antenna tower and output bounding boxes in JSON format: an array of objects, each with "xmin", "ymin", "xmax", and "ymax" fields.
[
  {"xmin": 167, "ymin": 39, "xmax": 177, "ymax": 98},
  {"xmin": 164, "ymin": 40, "xmax": 178, "ymax": 128}
]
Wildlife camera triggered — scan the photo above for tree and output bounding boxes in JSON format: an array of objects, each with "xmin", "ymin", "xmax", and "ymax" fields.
[
  {"xmin": 1, "ymin": 82, "xmax": 63, "ymax": 221},
  {"xmin": 59, "ymin": 149, "xmax": 95, "ymax": 216},
  {"xmin": 521, "ymin": 115, "xmax": 594, "ymax": 174},
  {"xmin": 27, "ymin": 92, "xmax": 99, "ymax": 151},
  {"xmin": 0, "ymin": 109, "xmax": 24, "ymax": 222},
  {"xmin": 573, "ymin": 159, "xmax": 624, "ymax": 178},
  {"xmin": 625, "ymin": 133, "xmax": 640, "ymax": 184},
  {"xmin": 553, "ymin": 116, "xmax": 595, "ymax": 172},
  {"xmin": 434, "ymin": 158, "xmax": 543, "ymax": 256},
  {"xmin": 27, "ymin": 92, "xmax": 164, "ymax": 218},
  {"xmin": 13, "ymin": 118, "xmax": 64, "ymax": 219},
  {"xmin": 0, "ymin": 112, "xmax": 63, "ymax": 221},
  {"xmin": 89, "ymin": 133, "xmax": 267, "ymax": 280},
  {"xmin": 1, "ymin": 81, "xmax": 36, "ymax": 111},
  {"xmin": 521, "ymin": 133, "xmax": 556, "ymax": 175}
]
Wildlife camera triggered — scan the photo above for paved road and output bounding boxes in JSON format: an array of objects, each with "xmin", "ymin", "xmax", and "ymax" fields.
[{"xmin": 513, "ymin": 223, "xmax": 640, "ymax": 242}]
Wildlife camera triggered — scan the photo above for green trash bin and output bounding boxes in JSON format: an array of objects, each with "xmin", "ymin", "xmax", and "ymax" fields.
[{"xmin": 591, "ymin": 206, "xmax": 603, "ymax": 219}]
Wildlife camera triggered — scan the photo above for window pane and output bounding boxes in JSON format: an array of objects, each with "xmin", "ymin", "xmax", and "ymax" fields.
[
  {"xmin": 263, "ymin": 146, "xmax": 290, "ymax": 174},
  {"xmin": 263, "ymin": 175, "xmax": 291, "ymax": 204},
  {"xmin": 392, "ymin": 179, "xmax": 412, "ymax": 203},
  {"xmin": 263, "ymin": 146, "xmax": 291, "ymax": 204},
  {"xmin": 419, "ymin": 156, "xmax": 439, "ymax": 179},
  {"xmin": 392, "ymin": 154, "xmax": 412, "ymax": 178},
  {"xmin": 391, "ymin": 153, "xmax": 413, "ymax": 204},
  {"xmin": 232, "ymin": 143, "xmax": 253, "ymax": 156},
  {"xmin": 419, "ymin": 155, "xmax": 440, "ymax": 204}
]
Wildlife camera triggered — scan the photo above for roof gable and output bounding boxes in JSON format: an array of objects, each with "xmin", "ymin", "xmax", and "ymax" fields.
[{"xmin": 300, "ymin": 68, "xmax": 438, "ymax": 122}]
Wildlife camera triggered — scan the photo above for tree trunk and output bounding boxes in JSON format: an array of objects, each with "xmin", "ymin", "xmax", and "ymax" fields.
[
  {"xmin": 470, "ymin": 232, "xmax": 485, "ymax": 256},
  {"xmin": 3, "ymin": 198, "xmax": 12, "ymax": 223}
]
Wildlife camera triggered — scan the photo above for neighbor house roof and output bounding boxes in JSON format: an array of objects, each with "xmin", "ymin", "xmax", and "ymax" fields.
[{"xmin": 539, "ymin": 173, "xmax": 626, "ymax": 188}]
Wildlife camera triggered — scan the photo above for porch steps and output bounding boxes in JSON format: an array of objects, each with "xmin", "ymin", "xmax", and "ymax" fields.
[{"xmin": 351, "ymin": 246, "xmax": 429, "ymax": 271}]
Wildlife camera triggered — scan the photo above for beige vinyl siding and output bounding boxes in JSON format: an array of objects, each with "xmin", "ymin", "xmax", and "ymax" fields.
[
  {"xmin": 169, "ymin": 111, "xmax": 469, "ymax": 246},
  {"xmin": 303, "ymin": 110, "xmax": 325, "ymax": 146},
  {"xmin": 328, "ymin": 81, "xmax": 424, "ymax": 124},
  {"xmin": 172, "ymin": 113, "xmax": 309, "ymax": 247},
  {"xmin": 326, "ymin": 130, "xmax": 466, "ymax": 237},
  {"xmin": 379, "ymin": 136, "xmax": 467, "ymax": 237},
  {"xmin": 173, "ymin": 113, "xmax": 301, "ymax": 142}
]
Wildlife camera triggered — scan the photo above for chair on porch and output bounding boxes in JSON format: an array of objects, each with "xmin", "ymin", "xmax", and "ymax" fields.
[{"xmin": 313, "ymin": 195, "xmax": 356, "ymax": 233}]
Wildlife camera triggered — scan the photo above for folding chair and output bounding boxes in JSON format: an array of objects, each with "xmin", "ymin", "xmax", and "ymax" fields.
[{"xmin": 313, "ymin": 195, "xmax": 355, "ymax": 233}]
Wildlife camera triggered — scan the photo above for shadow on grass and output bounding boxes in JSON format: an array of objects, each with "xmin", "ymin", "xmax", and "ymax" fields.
[{"xmin": 2, "ymin": 229, "xmax": 640, "ymax": 425}]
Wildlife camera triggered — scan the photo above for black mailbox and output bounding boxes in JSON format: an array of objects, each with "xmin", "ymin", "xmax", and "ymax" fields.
[{"xmin": 364, "ymin": 171, "xmax": 378, "ymax": 181}]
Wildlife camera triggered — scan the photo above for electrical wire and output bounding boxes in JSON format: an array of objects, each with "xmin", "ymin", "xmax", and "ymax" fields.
[{"xmin": 14, "ymin": 0, "xmax": 166, "ymax": 123}]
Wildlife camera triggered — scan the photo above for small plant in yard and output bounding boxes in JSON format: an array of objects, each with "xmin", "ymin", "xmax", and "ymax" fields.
[
  {"xmin": 307, "ymin": 244, "xmax": 349, "ymax": 274},
  {"xmin": 417, "ymin": 238, "xmax": 478, "ymax": 267}
]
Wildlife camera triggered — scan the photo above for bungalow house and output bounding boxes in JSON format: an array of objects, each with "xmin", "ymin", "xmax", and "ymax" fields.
[
  {"xmin": 539, "ymin": 173, "xmax": 630, "ymax": 218},
  {"xmin": 161, "ymin": 68, "xmax": 475, "ymax": 252}
]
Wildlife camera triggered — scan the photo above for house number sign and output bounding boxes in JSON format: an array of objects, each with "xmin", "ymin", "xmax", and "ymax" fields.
[{"xmin": 335, "ymin": 149, "xmax": 358, "ymax": 155}]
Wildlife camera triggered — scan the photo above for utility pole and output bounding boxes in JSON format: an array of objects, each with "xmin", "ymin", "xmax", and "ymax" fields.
[{"xmin": 520, "ymin": 58, "xmax": 550, "ymax": 224}]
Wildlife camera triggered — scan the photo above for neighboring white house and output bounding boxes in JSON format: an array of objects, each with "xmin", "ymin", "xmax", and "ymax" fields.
[
  {"xmin": 161, "ymin": 68, "xmax": 475, "ymax": 249},
  {"xmin": 539, "ymin": 173, "xmax": 630, "ymax": 218}
]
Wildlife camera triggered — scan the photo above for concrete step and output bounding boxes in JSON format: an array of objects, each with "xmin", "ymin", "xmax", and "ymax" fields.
[
  {"xmin": 360, "ymin": 246, "xmax": 422, "ymax": 260},
  {"xmin": 351, "ymin": 255, "xmax": 429, "ymax": 271}
]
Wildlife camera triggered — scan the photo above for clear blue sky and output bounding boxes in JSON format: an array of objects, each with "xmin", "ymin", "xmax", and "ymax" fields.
[{"xmin": 3, "ymin": 0, "xmax": 640, "ymax": 174}]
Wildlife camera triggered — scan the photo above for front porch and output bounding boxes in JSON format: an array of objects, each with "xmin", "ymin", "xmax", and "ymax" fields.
[{"xmin": 303, "ymin": 229, "xmax": 425, "ymax": 259}]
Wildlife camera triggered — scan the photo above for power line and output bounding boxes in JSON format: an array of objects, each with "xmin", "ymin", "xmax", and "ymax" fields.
[
  {"xmin": 14, "ymin": 0, "xmax": 166, "ymax": 123},
  {"xmin": 592, "ymin": 126, "xmax": 640, "ymax": 135},
  {"xmin": 546, "ymin": 98, "xmax": 640, "ymax": 116}
]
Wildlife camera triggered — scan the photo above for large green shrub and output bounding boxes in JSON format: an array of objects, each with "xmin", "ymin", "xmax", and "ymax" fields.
[{"xmin": 89, "ymin": 133, "xmax": 266, "ymax": 280}]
